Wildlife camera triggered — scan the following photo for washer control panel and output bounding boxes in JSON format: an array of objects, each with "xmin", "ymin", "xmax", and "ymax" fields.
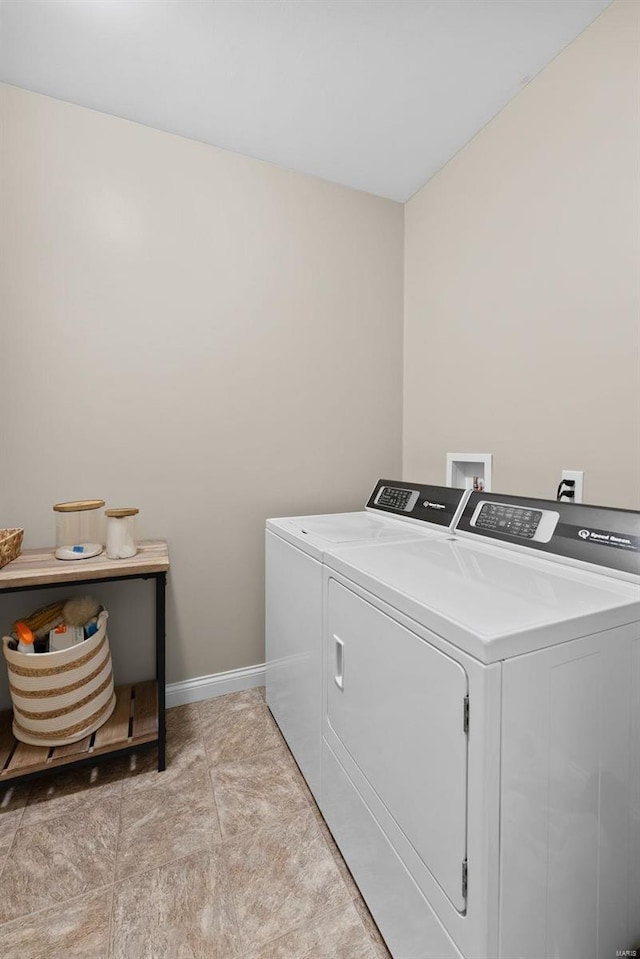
[
  {"xmin": 366, "ymin": 479, "xmax": 471, "ymax": 530},
  {"xmin": 474, "ymin": 502, "xmax": 542, "ymax": 539},
  {"xmin": 374, "ymin": 486, "xmax": 420, "ymax": 513}
]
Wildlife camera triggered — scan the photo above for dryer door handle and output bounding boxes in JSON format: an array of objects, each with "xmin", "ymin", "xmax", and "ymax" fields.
[{"xmin": 334, "ymin": 635, "xmax": 345, "ymax": 690}]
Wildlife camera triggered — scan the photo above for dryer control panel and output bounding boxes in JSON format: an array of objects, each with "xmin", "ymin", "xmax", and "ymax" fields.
[
  {"xmin": 366, "ymin": 480, "xmax": 470, "ymax": 530},
  {"xmin": 471, "ymin": 501, "xmax": 560, "ymax": 543},
  {"xmin": 455, "ymin": 491, "xmax": 640, "ymax": 580},
  {"xmin": 474, "ymin": 502, "xmax": 542, "ymax": 539}
]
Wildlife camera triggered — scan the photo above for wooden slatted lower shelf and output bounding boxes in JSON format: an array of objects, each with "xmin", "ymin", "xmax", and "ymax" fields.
[{"xmin": 0, "ymin": 681, "xmax": 158, "ymax": 782}]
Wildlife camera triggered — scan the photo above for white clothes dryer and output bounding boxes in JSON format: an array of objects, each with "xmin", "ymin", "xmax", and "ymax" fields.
[
  {"xmin": 321, "ymin": 491, "xmax": 640, "ymax": 959},
  {"xmin": 265, "ymin": 480, "xmax": 471, "ymax": 799}
]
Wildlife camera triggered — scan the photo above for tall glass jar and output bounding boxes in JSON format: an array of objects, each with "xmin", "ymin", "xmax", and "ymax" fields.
[{"xmin": 105, "ymin": 508, "xmax": 139, "ymax": 560}]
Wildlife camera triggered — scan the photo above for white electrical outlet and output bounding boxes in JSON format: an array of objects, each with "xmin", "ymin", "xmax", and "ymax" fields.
[{"xmin": 560, "ymin": 469, "xmax": 584, "ymax": 504}]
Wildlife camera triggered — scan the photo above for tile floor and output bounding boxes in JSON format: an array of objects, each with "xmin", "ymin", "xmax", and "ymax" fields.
[{"xmin": 0, "ymin": 687, "xmax": 391, "ymax": 959}]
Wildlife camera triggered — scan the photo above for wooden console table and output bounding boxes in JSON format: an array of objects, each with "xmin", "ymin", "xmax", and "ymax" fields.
[{"xmin": 0, "ymin": 540, "xmax": 169, "ymax": 786}]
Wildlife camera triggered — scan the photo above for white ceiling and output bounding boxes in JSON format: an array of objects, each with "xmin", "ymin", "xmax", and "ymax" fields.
[{"xmin": 0, "ymin": 0, "xmax": 611, "ymax": 201}]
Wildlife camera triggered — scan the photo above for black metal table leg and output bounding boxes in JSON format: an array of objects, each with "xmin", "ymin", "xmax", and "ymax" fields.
[{"xmin": 155, "ymin": 572, "xmax": 167, "ymax": 771}]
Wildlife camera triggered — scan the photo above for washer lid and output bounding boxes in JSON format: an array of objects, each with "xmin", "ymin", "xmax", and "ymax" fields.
[
  {"xmin": 266, "ymin": 511, "xmax": 440, "ymax": 560},
  {"xmin": 267, "ymin": 481, "xmax": 472, "ymax": 558},
  {"xmin": 325, "ymin": 536, "xmax": 640, "ymax": 662},
  {"xmin": 291, "ymin": 513, "xmax": 426, "ymax": 543}
]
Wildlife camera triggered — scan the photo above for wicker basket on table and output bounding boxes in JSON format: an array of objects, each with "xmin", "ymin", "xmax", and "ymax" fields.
[{"xmin": 0, "ymin": 528, "xmax": 24, "ymax": 570}]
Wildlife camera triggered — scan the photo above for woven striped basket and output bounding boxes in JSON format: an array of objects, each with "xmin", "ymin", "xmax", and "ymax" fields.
[{"xmin": 2, "ymin": 610, "xmax": 116, "ymax": 746}]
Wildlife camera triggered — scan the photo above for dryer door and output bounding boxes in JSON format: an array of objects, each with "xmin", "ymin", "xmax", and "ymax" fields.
[{"xmin": 326, "ymin": 578, "xmax": 469, "ymax": 911}]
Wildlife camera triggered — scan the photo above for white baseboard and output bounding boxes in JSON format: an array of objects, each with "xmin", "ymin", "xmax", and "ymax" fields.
[{"xmin": 166, "ymin": 663, "xmax": 266, "ymax": 709}]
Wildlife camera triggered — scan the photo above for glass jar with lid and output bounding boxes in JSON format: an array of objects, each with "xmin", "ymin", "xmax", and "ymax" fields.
[
  {"xmin": 53, "ymin": 500, "xmax": 105, "ymax": 560},
  {"xmin": 105, "ymin": 508, "xmax": 139, "ymax": 560}
]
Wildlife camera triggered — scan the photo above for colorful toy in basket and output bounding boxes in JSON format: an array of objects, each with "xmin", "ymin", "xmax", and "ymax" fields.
[{"xmin": 11, "ymin": 596, "xmax": 101, "ymax": 652}]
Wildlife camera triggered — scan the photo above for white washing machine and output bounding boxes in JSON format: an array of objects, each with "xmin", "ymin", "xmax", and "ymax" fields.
[
  {"xmin": 321, "ymin": 491, "xmax": 640, "ymax": 959},
  {"xmin": 265, "ymin": 480, "xmax": 472, "ymax": 799}
]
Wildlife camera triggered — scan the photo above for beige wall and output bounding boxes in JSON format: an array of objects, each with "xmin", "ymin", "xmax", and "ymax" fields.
[
  {"xmin": 0, "ymin": 84, "xmax": 404, "ymax": 706},
  {"xmin": 404, "ymin": 0, "xmax": 640, "ymax": 509}
]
